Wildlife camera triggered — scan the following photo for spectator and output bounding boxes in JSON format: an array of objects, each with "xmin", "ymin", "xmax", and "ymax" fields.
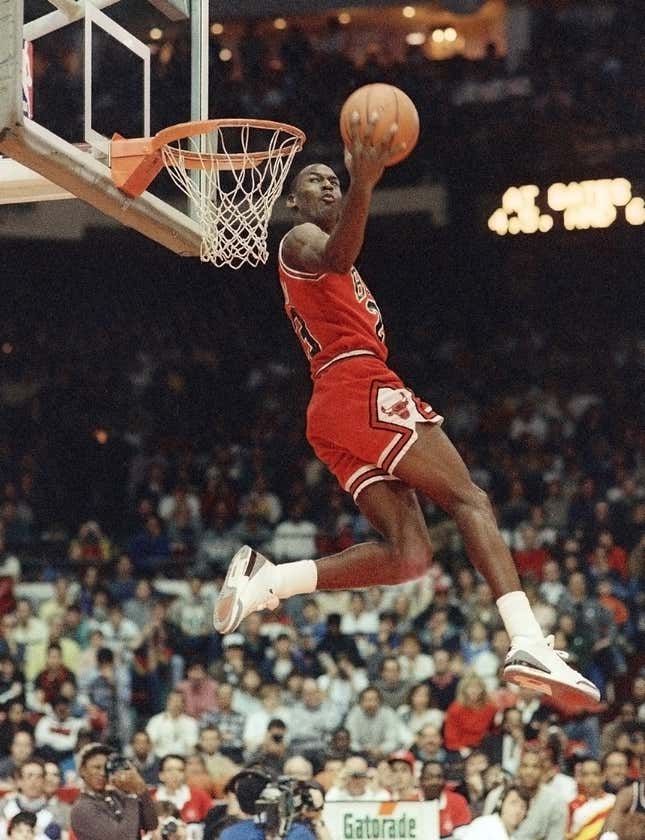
[
  {"xmin": 283, "ymin": 756, "xmax": 313, "ymax": 782},
  {"xmin": 443, "ymin": 674, "xmax": 497, "ymax": 754},
  {"xmin": 43, "ymin": 761, "xmax": 71, "ymax": 832},
  {"xmin": 455, "ymin": 784, "xmax": 530, "ymax": 840},
  {"xmin": 33, "ymin": 643, "xmax": 76, "ymax": 706},
  {"xmin": 7, "ymin": 810, "xmax": 37, "ymax": 839},
  {"xmin": 196, "ymin": 725, "xmax": 239, "ymax": 796},
  {"xmin": 210, "ymin": 636, "xmax": 248, "ymax": 687},
  {"xmin": 481, "ymin": 707, "xmax": 526, "ymax": 777},
  {"xmin": 168, "ymin": 575, "xmax": 215, "ymax": 661},
  {"xmin": 38, "ymin": 577, "xmax": 75, "ymax": 625},
  {"xmin": 87, "ymin": 646, "xmax": 131, "ymax": 747},
  {"xmin": 0, "ymin": 656, "xmax": 25, "ymax": 710},
  {"xmin": 153, "ymin": 753, "xmax": 212, "ymax": 826},
  {"xmin": 339, "ymin": 592, "xmax": 379, "ymax": 637},
  {"xmin": 375, "ymin": 657, "xmax": 412, "ymax": 710},
  {"xmin": 123, "ymin": 579, "xmax": 154, "ymax": 630},
  {"xmin": 34, "ymin": 696, "xmax": 87, "ymax": 765},
  {"xmin": 246, "ymin": 718, "xmax": 288, "ymax": 777},
  {"xmin": 124, "ymin": 730, "xmax": 160, "ymax": 786},
  {"xmin": 175, "ymin": 659, "xmax": 218, "ymax": 720},
  {"xmin": 0, "ymin": 758, "xmax": 61, "ymax": 840},
  {"xmin": 345, "ymin": 687, "xmax": 406, "ymax": 760},
  {"xmin": 484, "ymin": 749, "xmax": 568, "ymax": 840},
  {"xmin": 271, "ymin": 499, "xmax": 317, "ymax": 562},
  {"xmin": 200, "ymin": 683, "xmax": 245, "ymax": 763},
  {"xmin": 0, "ymin": 730, "xmax": 35, "ymax": 783},
  {"xmin": 242, "ymin": 684, "xmax": 290, "ymax": 755},
  {"xmin": 602, "ymin": 750, "xmax": 630, "ymax": 795},
  {"xmin": 397, "ymin": 682, "xmax": 444, "ymax": 735},
  {"xmin": 146, "ymin": 691, "xmax": 199, "ymax": 759},
  {"xmin": 568, "ymin": 758, "xmax": 615, "ymax": 840},
  {"xmin": 70, "ymin": 742, "xmax": 157, "ymax": 840},
  {"xmin": 386, "ymin": 750, "xmax": 421, "ymax": 801},
  {"xmin": 326, "ymin": 756, "xmax": 389, "ymax": 801},
  {"xmin": 420, "ymin": 760, "xmax": 472, "ymax": 838},
  {"xmin": 397, "ymin": 632, "xmax": 434, "ymax": 682},
  {"xmin": 427, "ymin": 649, "xmax": 460, "ymax": 711},
  {"xmin": 287, "ymin": 679, "xmax": 342, "ymax": 764}
]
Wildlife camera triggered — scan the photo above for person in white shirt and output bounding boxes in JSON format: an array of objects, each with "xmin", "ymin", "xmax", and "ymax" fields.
[
  {"xmin": 397, "ymin": 632, "xmax": 435, "ymax": 682},
  {"xmin": 455, "ymin": 785, "xmax": 529, "ymax": 839},
  {"xmin": 34, "ymin": 697, "xmax": 87, "ymax": 764},
  {"xmin": 271, "ymin": 500, "xmax": 317, "ymax": 562},
  {"xmin": 145, "ymin": 690, "xmax": 199, "ymax": 758},
  {"xmin": 326, "ymin": 756, "xmax": 390, "ymax": 802},
  {"xmin": 340, "ymin": 592, "xmax": 379, "ymax": 636}
]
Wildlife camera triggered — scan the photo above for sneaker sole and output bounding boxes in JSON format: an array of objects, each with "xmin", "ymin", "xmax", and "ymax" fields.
[
  {"xmin": 504, "ymin": 665, "xmax": 600, "ymax": 710},
  {"xmin": 213, "ymin": 547, "xmax": 256, "ymax": 634}
]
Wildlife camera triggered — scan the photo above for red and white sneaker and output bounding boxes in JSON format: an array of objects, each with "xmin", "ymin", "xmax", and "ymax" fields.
[
  {"xmin": 213, "ymin": 545, "xmax": 280, "ymax": 634},
  {"xmin": 504, "ymin": 634, "xmax": 600, "ymax": 709}
]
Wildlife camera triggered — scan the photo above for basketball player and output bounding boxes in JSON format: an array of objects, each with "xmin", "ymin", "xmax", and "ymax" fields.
[{"xmin": 214, "ymin": 112, "xmax": 600, "ymax": 707}]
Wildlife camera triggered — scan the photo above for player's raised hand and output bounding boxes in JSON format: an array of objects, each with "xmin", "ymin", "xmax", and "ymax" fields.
[{"xmin": 344, "ymin": 110, "xmax": 402, "ymax": 186}]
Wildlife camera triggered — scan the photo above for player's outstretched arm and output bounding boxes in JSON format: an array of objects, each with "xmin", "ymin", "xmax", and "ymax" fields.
[
  {"xmin": 320, "ymin": 112, "xmax": 398, "ymax": 273},
  {"xmin": 283, "ymin": 113, "xmax": 398, "ymax": 276}
]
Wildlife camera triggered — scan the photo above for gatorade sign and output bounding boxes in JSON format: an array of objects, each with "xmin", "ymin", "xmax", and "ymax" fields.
[{"xmin": 322, "ymin": 800, "xmax": 439, "ymax": 840}]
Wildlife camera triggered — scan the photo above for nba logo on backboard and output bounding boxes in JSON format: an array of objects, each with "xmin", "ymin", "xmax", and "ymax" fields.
[{"xmin": 22, "ymin": 41, "xmax": 33, "ymax": 119}]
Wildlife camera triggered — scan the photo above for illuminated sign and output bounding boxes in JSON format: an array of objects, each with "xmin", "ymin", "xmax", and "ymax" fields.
[{"xmin": 488, "ymin": 178, "xmax": 645, "ymax": 235}]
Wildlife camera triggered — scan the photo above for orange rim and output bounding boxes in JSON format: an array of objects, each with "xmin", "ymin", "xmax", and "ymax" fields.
[{"xmin": 111, "ymin": 118, "xmax": 306, "ymax": 195}]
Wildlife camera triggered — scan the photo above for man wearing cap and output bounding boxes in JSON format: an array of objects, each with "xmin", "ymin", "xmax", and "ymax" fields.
[
  {"xmin": 386, "ymin": 750, "xmax": 422, "ymax": 801},
  {"xmin": 326, "ymin": 756, "xmax": 390, "ymax": 802},
  {"xmin": 70, "ymin": 743, "xmax": 157, "ymax": 840}
]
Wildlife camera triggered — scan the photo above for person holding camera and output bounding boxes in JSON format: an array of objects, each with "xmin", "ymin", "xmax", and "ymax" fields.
[
  {"xmin": 70, "ymin": 743, "xmax": 158, "ymax": 840},
  {"xmin": 216, "ymin": 770, "xmax": 329, "ymax": 840}
]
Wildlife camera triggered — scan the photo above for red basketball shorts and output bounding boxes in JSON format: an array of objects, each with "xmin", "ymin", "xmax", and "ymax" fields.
[{"xmin": 306, "ymin": 355, "xmax": 444, "ymax": 501}]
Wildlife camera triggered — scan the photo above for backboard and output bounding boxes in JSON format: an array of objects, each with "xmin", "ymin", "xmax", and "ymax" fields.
[{"xmin": 0, "ymin": 0, "xmax": 209, "ymax": 256}]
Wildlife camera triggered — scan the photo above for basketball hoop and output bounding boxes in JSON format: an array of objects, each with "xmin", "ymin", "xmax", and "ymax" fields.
[{"xmin": 110, "ymin": 119, "xmax": 306, "ymax": 268}]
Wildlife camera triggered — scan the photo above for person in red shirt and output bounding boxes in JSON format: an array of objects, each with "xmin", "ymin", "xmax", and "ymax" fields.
[
  {"xmin": 152, "ymin": 754, "xmax": 212, "ymax": 826},
  {"xmin": 175, "ymin": 659, "xmax": 218, "ymax": 720},
  {"xmin": 420, "ymin": 760, "xmax": 471, "ymax": 838},
  {"xmin": 443, "ymin": 674, "xmax": 498, "ymax": 753},
  {"xmin": 33, "ymin": 644, "xmax": 75, "ymax": 706}
]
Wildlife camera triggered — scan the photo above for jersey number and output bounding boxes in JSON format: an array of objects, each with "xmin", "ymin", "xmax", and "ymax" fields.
[
  {"xmin": 289, "ymin": 307, "xmax": 321, "ymax": 358},
  {"xmin": 366, "ymin": 298, "xmax": 385, "ymax": 342}
]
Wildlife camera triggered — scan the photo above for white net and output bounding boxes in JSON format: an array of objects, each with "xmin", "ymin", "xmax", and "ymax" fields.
[{"xmin": 160, "ymin": 122, "xmax": 303, "ymax": 269}]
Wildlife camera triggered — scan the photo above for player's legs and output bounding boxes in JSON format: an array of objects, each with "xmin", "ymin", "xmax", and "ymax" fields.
[
  {"xmin": 314, "ymin": 480, "xmax": 432, "ymax": 589},
  {"xmin": 213, "ymin": 481, "xmax": 432, "ymax": 634},
  {"xmin": 392, "ymin": 422, "xmax": 599, "ymax": 704},
  {"xmin": 392, "ymin": 423, "xmax": 520, "ymax": 599}
]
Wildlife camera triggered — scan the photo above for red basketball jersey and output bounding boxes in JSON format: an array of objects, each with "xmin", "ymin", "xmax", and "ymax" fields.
[{"xmin": 278, "ymin": 235, "xmax": 388, "ymax": 379}]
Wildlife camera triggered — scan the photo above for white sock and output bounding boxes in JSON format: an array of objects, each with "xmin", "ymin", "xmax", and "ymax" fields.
[
  {"xmin": 273, "ymin": 560, "xmax": 318, "ymax": 599},
  {"xmin": 496, "ymin": 591, "xmax": 543, "ymax": 641}
]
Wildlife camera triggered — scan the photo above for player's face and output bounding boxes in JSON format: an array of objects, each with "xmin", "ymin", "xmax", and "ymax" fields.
[{"xmin": 290, "ymin": 165, "xmax": 342, "ymax": 228}]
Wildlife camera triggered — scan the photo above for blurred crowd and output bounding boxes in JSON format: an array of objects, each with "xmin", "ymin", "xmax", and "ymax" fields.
[
  {"xmin": 0, "ymin": 285, "xmax": 643, "ymax": 839},
  {"xmin": 31, "ymin": 1, "xmax": 645, "ymax": 185}
]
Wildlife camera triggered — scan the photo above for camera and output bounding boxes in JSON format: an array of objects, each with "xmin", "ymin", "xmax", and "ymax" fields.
[
  {"xmin": 105, "ymin": 753, "xmax": 132, "ymax": 775},
  {"xmin": 255, "ymin": 777, "xmax": 318, "ymax": 837}
]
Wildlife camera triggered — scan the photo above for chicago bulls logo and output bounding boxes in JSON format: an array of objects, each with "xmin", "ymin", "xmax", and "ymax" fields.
[{"xmin": 382, "ymin": 390, "xmax": 411, "ymax": 420}]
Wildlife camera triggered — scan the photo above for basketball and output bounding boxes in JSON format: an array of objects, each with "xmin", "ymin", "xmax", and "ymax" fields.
[{"xmin": 339, "ymin": 83, "xmax": 420, "ymax": 167}]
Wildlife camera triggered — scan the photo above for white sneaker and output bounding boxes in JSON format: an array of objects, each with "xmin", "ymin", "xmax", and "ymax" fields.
[
  {"xmin": 504, "ymin": 634, "xmax": 600, "ymax": 708},
  {"xmin": 214, "ymin": 546, "xmax": 280, "ymax": 634}
]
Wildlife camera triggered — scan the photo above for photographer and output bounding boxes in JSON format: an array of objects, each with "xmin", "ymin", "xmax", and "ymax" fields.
[
  {"xmin": 218, "ymin": 771, "xmax": 330, "ymax": 840},
  {"xmin": 70, "ymin": 743, "xmax": 158, "ymax": 840}
]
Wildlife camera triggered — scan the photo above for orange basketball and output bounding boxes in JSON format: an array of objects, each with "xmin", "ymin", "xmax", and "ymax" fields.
[{"xmin": 339, "ymin": 83, "xmax": 420, "ymax": 167}]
